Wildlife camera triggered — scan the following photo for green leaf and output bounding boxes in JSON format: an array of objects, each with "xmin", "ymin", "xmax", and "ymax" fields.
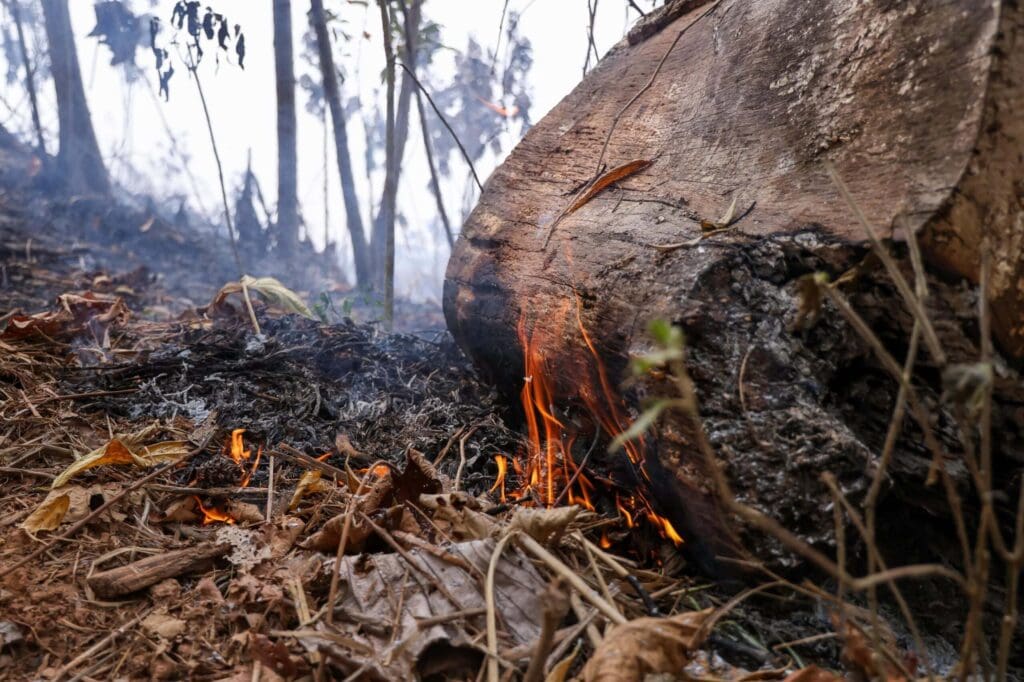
[{"xmin": 607, "ymin": 399, "xmax": 682, "ymax": 453}]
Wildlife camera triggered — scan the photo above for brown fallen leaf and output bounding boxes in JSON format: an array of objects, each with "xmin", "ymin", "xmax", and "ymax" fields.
[
  {"xmin": 288, "ymin": 470, "xmax": 333, "ymax": 511},
  {"xmin": 567, "ymin": 159, "xmax": 652, "ymax": 214},
  {"xmin": 52, "ymin": 438, "xmax": 191, "ymax": 488},
  {"xmin": 582, "ymin": 608, "xmax": 713, "ymax": 682},
  {"xmin": 20, "ymin": 493, "xmax": 70, "ymax": 533},
  {"xmin": 209, "ymin": 276, "xmax": 314, "ymax": 319}
]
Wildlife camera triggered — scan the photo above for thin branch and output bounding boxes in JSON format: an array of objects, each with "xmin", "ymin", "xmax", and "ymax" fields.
[{"xmin": 398, "ymin": 62, "xmax": 483, "ymax": 192}]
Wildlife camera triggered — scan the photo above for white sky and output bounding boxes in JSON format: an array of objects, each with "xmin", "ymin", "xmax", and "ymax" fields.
[{"xmin": 7, "ymin": 1, "xmax": 647, "ymax": 300}]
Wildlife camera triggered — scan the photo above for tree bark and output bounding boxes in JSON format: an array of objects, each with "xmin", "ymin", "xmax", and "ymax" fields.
[
  {"xmin": 41, "ymin": 0, "xmax": 109, "ymax": 195},
  {"xmin": 372, "ymin": 0, "xmax": 423, "ymax": 293},
  {"xmin": 445, "ymin": 0, "xmax": 1024, "ymax": 573},
  {"xmin": 310, "ymin": 0, "xmax": 371, "ymax": 288},
  {"xmin": 273, "ymin": 0, "xmax": 299, "ymax": 254}
]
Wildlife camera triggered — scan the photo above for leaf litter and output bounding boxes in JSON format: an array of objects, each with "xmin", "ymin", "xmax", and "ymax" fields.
[{"xmin": 0, "ymin": 191, "xmax": 925, "ymax": 682}]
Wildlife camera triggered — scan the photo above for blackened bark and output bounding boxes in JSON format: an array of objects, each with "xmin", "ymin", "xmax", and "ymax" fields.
[
  {"xmin": 41, "ymin": 0, "xmax": 109, "ymax": 195},
  {"xmin": 310, "ymin": 0, "xmax": 371, "ymax": 288},
  {"xmin": 273, "ymin": 0, "xmax": 299, "ymax": 254}
]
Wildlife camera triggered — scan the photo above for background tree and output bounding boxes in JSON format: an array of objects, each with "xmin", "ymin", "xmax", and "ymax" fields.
[
  {"xmin": 41, "ymin": 0, "xmax": 109, "ymax": 195},
  {"xmin": 273, "ymin": 0, "xmax": 299, "ymax": 254},
  {"xmin": 371, "ymin": 0, "xmax": 422, "ymax": 284},
  {"xmin": 310, "ymin": 0, "xmax": 370, "ymax": 288},
  {"xmin": 2, "ymin": 0, "xmax": 46, "ymax": 158}
]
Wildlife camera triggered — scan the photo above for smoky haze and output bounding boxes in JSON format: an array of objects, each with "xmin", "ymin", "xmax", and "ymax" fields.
[{"xmin": 0, "ymin": 1, "xmax": 639, "ymax": 301}]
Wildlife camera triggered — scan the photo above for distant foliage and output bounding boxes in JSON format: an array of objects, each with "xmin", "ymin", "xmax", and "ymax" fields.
[
  {"xmin": 149, "ymin": 1, "xmax": 247, "ymax": 101},
  {"xmin": 427, "ymin": 13, "xmax": 532, "ymax": 177},
  {"xmin": 88, "ymin": 1, "xmax": 145, "ymax": 66}
]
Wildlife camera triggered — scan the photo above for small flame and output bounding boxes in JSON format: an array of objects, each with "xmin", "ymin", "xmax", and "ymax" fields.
[
  {"xmin": 489, "ymin": 455, "xmax": 508, "ymax": 503},
  {"xmin": 194, "ymin": 496, "xmax": 235, "ymax": 525},
  {"xmin": 497, "ymin": 293, "xmax": 684, "ymax": 548},
  {"xmin": 228, "ymin": 428, "xmax": 251, "ymax": 464},
  {"xmin": 225, "ymin": 429, "xmax": 261, "ymax": 488}
]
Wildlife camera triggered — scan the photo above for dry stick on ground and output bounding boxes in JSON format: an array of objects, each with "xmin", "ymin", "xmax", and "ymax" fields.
[
  {"xmin": 325, "ymin": 458, "xmax": 389, "ymax": 625},
  {"xmin": 0, "ymin": 437, "xmax": 210, "ymax": 580},
  {"xmin": 185, "ymin": 45, "xmax": 260, "ymax": 335},
  {"xmin": 52, "ymin": 611, "xmax": 149, "ymax": 681},
  {"xmin": 485, "ymin": 532, "xmax": 516, "ymax": 682},
  {"xmin": 522, "ymin": 578, "xmax": 569, "ymax": 682}
]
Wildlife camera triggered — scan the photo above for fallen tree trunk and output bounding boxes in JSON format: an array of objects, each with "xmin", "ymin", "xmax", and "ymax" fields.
[{"xmin": 445, "ymin": 0, "xmax": 1024, "ymax": 575}]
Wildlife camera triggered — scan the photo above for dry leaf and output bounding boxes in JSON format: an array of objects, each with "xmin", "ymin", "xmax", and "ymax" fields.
[
  {"xmin": 1, "ymin": 291, "xmax": 130, "ymax": 341},
  {"xmin": 567, "ymin": 160, "xmax": 652, "ymax": 214},
  {"xmin": 288, "ymin": 470, "xmax": 333, "ymax": 511},
  {"xmin": 211, "ymin": 276, "xmax": 314, "ymax": 319},
  {"xmin": 142, "ymin": 612, "xmax": 187, "ymax": 639},
  {"xmin": 52, "ymin": 439, "xmax": 190, "ymax": 488},
  {"xmin": 20, "ymin": 493, "xmax": 70, "ymax": 533},
  {"xmin": 582, "ymin": 608, "xmax": 713, "ymax": 682},
  {"xmin": 419, "ymin": 492, "xmax": 496, "ymax": 540},
  {"xmin": 511, "ymin": 506, "xmax": 581, "ymax": 544}
]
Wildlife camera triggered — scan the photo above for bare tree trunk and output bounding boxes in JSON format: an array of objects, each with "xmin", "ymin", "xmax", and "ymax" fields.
[
  {"xmin": 40, "ymin": 0, "xmax": 109, "ymax": 195},
  {"xmin": 372, "ymin": 0, "xmax": 422, "ymax": 283},
  {"xmin": 377, "ymin": 0, "xmax": 398, "ymax": 329},
  {"xmin": 5, "ymin": 0, "xmax": 46, "ymax": 158},
  {"xmin": 273, "ymin": 0, "xmax": 299, "ymax": 254},
  {"xmin": 310, "ymin": 0, "xmax": 371, "ymax": 288}
]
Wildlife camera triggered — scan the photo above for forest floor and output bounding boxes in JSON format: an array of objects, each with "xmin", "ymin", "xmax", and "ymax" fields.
[{"xmin": 0, "ymin": 139, "xmax": 1003, "ymax": 680}]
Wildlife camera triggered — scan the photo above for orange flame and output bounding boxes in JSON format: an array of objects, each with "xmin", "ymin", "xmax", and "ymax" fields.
[
  {"xmin": 498, "ymin": 297, "xmax": 684, "ymax": 548},
  {"xmin": 228, "ymin": 428, "xmax": 251, "ymax": 464},
  {"xmin": 225, "ymin": 429, "xmax": 261, "ymax": 488},
  {"xmin": 194, "ymin": 496, "xmax": 235, "ymax": 525},
  {"xmin": 489, "ymin": 455, "xmax": 508, "ymax": 503}
]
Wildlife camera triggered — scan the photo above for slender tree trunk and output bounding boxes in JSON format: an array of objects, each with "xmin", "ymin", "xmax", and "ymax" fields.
[
  {"xmin": 310, "ymin": 0, "xmax": 371, "ymax": 288},
  {"xmin": 6, "ymin": 0, "xmax": 46, "ymax": 157},
  {"xmin": 371, "ymin": 0, "xmax": 422, "ymax": 281},
  {"xmin": 377, "ymin": 0, "xmax": 398, "ymax": 329},
  {"xmin": 40, "ymin": 0, "xmax": 109, "ymax": 195},
  {"xmin": 273, "ymin": 0, "xmax": 299, "ymax": 254}
]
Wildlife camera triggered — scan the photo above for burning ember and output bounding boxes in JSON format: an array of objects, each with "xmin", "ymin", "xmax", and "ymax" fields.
[
  {"xmin": 194, "ymin": 496, "xmax": 235, "ymax": 526},
  {"xmin": 227, "ymin": 428, "xmax": 262, "ymax": 488},
  {"xmin": 190, "ymin": 429, "xmax": 263, "ymax": 525},
  {"xmin": 492, "ymin": 302, "xmax": 684, "ymax": 547}
]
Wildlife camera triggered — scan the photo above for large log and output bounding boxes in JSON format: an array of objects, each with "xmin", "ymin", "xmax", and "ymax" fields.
[{"xmin": 445, "ymin": 0, "xmax": 1024, "ymax": 573}]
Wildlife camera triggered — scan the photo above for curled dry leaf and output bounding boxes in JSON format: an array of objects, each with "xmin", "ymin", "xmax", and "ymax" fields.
[
  {"xmin": 0, "ymin": 291, "xmax": 130, "ymax": 341},
  {"xmin": 288, "ymin": 470, "xmax": 333, "ymax": 511},
  {"xmin": 20, "ymin": 492, "xmax": 70, "ymax": 533},
  {"xmin": 511, "ymin": 505, "xmax": 581, "ymax": 544},
  {"xmin": 582, "ymin": 608, "xmax": 713, "ymax": 682},
  {"xmin": 210, "ymin": 275, "xmax": 314, "ymax": 319},
  {"xmin": 419, "ymin": 492, "xmax": 496, "ymax": 540},
  {"xmin": 52, "ymin": 439, "xmax": 191, "ymax": 488}
]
